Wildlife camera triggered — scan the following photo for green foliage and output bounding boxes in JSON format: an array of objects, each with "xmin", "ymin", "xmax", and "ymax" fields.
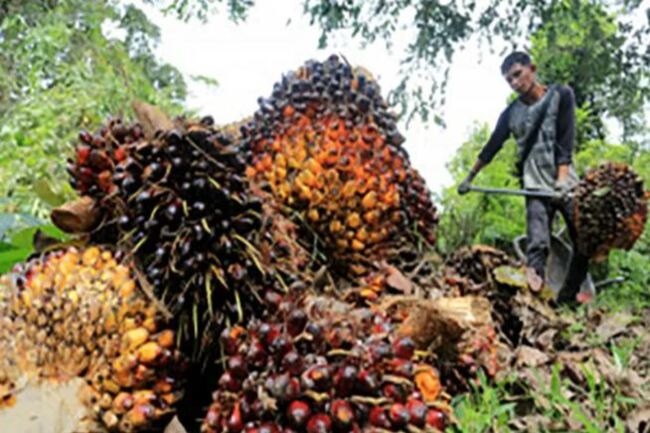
[
  {"xmin": 144, "ymin": 0, "xmax": 254, "ymax": 22},
  {"xmin": 0, "ymin": 216, "xmax": 66, "ymax": 273},
  {"xmin": 294, "ymin": 0, "xmax": 648, "ymax": 125},
  {"xmin": 0, "ymin": 0, "xmax": 186, "ymax": 219},
  {"xmin": 437, "ymin": 124, "xmax": 525, "ymax": 255},
  {"xmin": 530, "ymin": 0, "xmax": 649, "ymax": 143},
  {"xmin": 450, "ymin": 372, "xmax": 516, "ymax": 433}
]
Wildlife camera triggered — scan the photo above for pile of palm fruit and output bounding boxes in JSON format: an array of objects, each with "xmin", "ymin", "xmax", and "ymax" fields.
[
  {"xmin": 2, "ymin": 55, "xmax": 649, "ymax": 433},
  {"xmin": 573, "ymin": 162, "xmax": 648, "ymax": 259},
  {"xmin": 241, "ymin": 55, "xmax": 438, "ymax": 279},
  {"xmin": 0, "ymin": 247, "xmax": 186, "ymax": 432},
  {"xmin": 202, "ymin": 295, "xmax": 449, "ymax": 433}
]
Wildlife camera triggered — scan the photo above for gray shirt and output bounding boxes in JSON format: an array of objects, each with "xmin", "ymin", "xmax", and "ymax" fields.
[{"xmin": 478, "ymin": 85, "xmax": 579, "ymax": 191}]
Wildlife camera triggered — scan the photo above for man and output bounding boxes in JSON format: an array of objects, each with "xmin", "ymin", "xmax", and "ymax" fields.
[{"xmin": 458, "ymin": 51, "xmax": 588, "ymax": 305}]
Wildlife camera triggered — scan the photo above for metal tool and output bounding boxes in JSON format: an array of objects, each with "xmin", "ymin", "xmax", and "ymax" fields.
[{"xmin": 468, "ymin": 185, "xmax": 564, "ymax": 199}]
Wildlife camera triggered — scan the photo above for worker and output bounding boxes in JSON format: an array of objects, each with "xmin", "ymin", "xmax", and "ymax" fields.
[{"xmin": 457, "ymin": 51, "xmax": 588, "ymax": 306}]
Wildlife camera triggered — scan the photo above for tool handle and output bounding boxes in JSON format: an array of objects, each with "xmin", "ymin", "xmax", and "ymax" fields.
[{"xmin": 467, "ymin": 185, "xmax": 564, "ymax": 199}]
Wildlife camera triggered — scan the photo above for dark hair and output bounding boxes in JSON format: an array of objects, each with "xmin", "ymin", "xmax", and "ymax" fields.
[{"xmin": 500, "ymin": 51, "xmax": 532, "ymax": 75}]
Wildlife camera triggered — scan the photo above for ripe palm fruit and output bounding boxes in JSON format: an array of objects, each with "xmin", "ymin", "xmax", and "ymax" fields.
[
  {"xmin": 0, "ymin": 247, "xmax": 186, "ymax": 432},
  {"xmin": 573, "ymin": 162, "xmax": 648, "ymax": 259},
  {"xmin": 241, "ymin": 55, "xmax": 438, "ymax": 277},
  {"xmin": 68, "ymin": 118, "xmax": 144, "ymax": 199},
  {"xmin": 201, "ymin": 295, "xmax": 449, "ymax": 433}
]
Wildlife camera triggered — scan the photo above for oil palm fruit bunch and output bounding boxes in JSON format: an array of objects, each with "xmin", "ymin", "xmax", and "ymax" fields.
[
  {"xmin": 573, "ymin": 162, "xmax": 648, "ymax": 259},
  {"xmin": 241, "ymin": 55, "xmax": 438, "ymax": 277},
  {"xmin": 100, "ymin": 117, "xmax": 278, "ymax": 357},
  {"xmin": 68, "ymin": 117, "xmax": 144, "ymax": 199},
  {"xmin": 201, "ymin": 295, "xmax": 450, "ymax": 433},
  {"xmin": 0, "ymin": 247, "xmax": 186, "ymax": 433}
]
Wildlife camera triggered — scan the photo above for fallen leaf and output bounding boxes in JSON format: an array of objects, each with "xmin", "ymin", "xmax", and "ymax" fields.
[
  {"xmin": 383, "ymin": 263, "xmax": 413, "ymax": 294},
  {"xmin": 515, "ymin": 346, "xmax": 550, "ymax": 368},
  {"xmin": 626, "ymin": 403, "xmax": 650, "ymax": 433}
]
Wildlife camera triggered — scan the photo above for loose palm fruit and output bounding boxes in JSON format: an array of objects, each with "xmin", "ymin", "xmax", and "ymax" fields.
[{"xmin": 201, "ymin": 295, "xmax": 448, "ymax": 433}]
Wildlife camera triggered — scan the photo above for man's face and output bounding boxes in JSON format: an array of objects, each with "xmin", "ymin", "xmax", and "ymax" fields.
[{"xmin": 503, "ymin": 63, "xmax": 537, "ymax": 95}]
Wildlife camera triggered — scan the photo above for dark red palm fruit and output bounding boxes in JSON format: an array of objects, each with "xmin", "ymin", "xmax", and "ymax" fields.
[
  {"xmin": 250, "ymin": 400, "xmax": 265, "ymax": 419},
  {"xmin": 264, "ymin": 373, "xmax": 291, "ymax": 401},
  {"xmin": 325, "ymin": 328, "xmax": 346, "ymax": 349},
  {"xmin": 227, "ymin": 403, "xmax": 245, "ymax": 433},
  {"xmin": 247, "ymin": 339, "xmax": 268, "ymax": 369},
  {"xmin": 114, "ymin": 145, "xmax": 128, "ymax": 162},
  {"xmin": 388, "ymin": 358, "xmax": 414, "ymax": 377},
  {"xmin": 77, "ymin": 145, "xmax": 91, "ymax": 165},
  {"xmin": 285, "ymin": 377, "xmax": 302, "ymax": 401},
  {"xmin": 330, "ymin": 400, "xmax": 355, "ymax": 432},
  {"xmin": 382, "ymin": 383, "xmax": 406, "ymax": 402},
  {"xmin": 244, "ymin": 425, "xmax": 258, "ymax": 433},
  {"xmin": 304, "ymin": 364, "xmax": 332, "ymax": 391},
  {"xmin": 270, "ymin": 335, "xmax": 293, "ymax": 358},
  {"xmin": 259, "ymin": 323, "xmax": 282, "ymax": 348},
  {"xmin": 228, "ymin": 354, "xmax": 248, "ymax": 379},
  {"xmin": 304, "ymin": 322, "xmax": 323, "ymax": 346},
  {"xmin": 307, "ymin": 414, "xmax": 332, "ymax": 433},
  {"xmin": 406, "ymin": 400, "xmax": 427, "ymax": 427},
  {"xmin": 333, "ymin": 365, "xmax": 357, "ymax": 397},
  {"xmin": 355, "ymin": 369, "xmax": 378, "ymax": 394},
  {"xmin": 239, "ymin": 399, "xmax": 253, "ymax": 421},
  {"xmin": 388, "ymin": 403, "xmax": 410, "ymax": 428},
  {"xmin": 259, "ymin": 423, "xmax": 281, "ymax": 433},
  {"xmin": 89, "ymin": 149, "xmax": 112, "ymax": 171},
  {"xmin": 281, "ymin": 351, "xmax": 303, "ymax": 375},
  {"xmin": 352, "ymin": 403, "xmax": 369, "ymax": 425},
  {"xmin": 425, "ymin": 409, "xmax": 446, "ymax": 431},
  {"xmin": 219, "ymin": 371, "xmax": 241, "ymax": 392},
  {"xmin": 287, "ymin": 400, "xmax": 311, "ymax": 429},
  {"xmin": 286, "ymin": 309, "xmax": 308, "ymax": 336},
  {"xmin": 79, "ymin": 130, "xmax": 93, "ymax": 144},
  {"xmin": 264, "ymin": 289, "xmax": 283, "ymax": 307},
  {"xmin": 368, "ymin": 407, "xmax": 390, "ymax": 428},
  {"xmin": 97, "ymin": 170, "xmax": 113, "ymax": 193},
  {"xmin": 392, "ymin": 336, "xmax": 415, "ymax": 360},
  {"xmin": 205, "ymin": 407, "xmax": 221, "ymax": 428}
]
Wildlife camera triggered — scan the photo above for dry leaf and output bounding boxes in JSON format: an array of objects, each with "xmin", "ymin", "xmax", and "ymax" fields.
[{"xmin": 515, "ymin": 346, "xmax": 550, "ymax": 368}]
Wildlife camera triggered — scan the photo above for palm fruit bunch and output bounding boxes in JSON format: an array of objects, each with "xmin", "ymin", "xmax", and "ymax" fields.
[
  {"xmin": 67, "ymin": 117, "xmax": 144, "ymax": 199},
  {"xmin": 202, "ymin": 296, "xmax": 450, "ymax": 433},
  {"xmin": 68, "ymin": 116, "xmax": 286, "ymax": 358},
  {"xmin": 0, "ymin": 247, "xmax": 186, "ymax": 432},
  {"xmin": 573, "ymin": 162, "xmax": 648, "ymax": 258},
  {"xmin": 241, "ymin": 55, "xmax": 438, "ymax": 277}
]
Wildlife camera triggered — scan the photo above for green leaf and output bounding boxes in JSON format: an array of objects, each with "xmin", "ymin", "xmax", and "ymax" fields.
[
  {"xmin": 33, "ymin": 178, "xmax": 66, "ymax": 206},
  {"xmin": 592, "ymin": 186, "xmax": 611, "ymax": 197}
]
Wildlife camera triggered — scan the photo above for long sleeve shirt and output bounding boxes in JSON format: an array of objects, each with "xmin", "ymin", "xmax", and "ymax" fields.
[{"xmin": 477, "ymin": 85, "xmax": 578, "ymax": 191}]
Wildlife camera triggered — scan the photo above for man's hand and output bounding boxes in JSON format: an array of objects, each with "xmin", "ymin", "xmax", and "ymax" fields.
[
  {"xmin": 554, "ymin": 177, "xmax": 573, "ymax": 197},
  {"xmin": 458, "ymin": 161, "xmax": 484, "ymax": 195},
  {"xmin": 457, "ymin": 175, "xmax": 473, "ymax": 195}
]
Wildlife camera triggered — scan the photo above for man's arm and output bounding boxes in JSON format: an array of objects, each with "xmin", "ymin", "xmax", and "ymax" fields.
[
  {"xmin": 555, "ymin": 86, "xmax": 576, "ymax": 187},
  {"xmin": 458, "ymin": 106, "xmax": 512, "ymax": 194}
]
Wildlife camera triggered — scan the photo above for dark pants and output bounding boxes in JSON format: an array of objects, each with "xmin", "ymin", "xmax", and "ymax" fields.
[{"xmin": 525, "ymin": 196, "xmax": 589, "ymax": 303}]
